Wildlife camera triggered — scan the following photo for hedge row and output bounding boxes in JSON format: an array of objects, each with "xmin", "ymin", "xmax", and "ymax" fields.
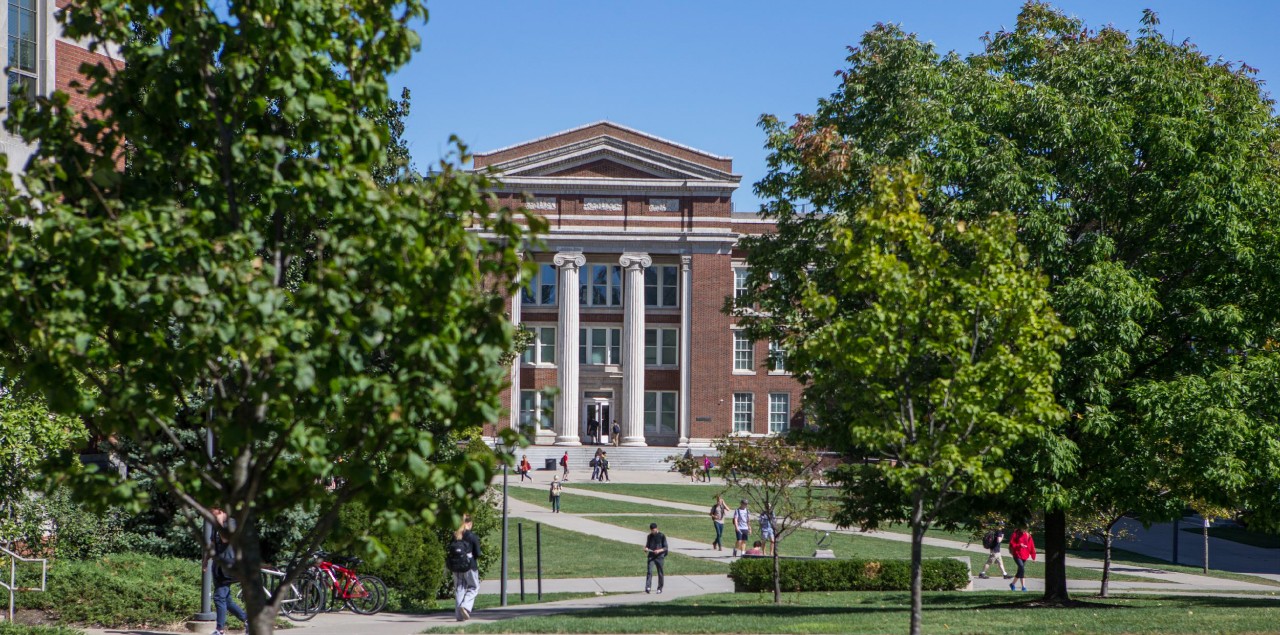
[
  {"xmin": 729, "ymin": 557, "xmax": 970, "ymax": 593},
  {"xmin": 16, "ymin": 553, "xmax": 200, "ymax": 628},
  {"xmin": 0, "ymin": 625, "xmax": 83, "ymax": 635}
]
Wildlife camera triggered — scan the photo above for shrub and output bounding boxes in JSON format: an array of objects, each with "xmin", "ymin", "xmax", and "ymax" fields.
[
  {"xmin": 0, "ymin": 625, "xmax": 84, "ymax": 635},
  {"xmin": 364, "ymin": 524, "xmax": 446, "ymax": 612},
  {"xmin": 15, "ymin": 553, "xmax": 200, "ymax": 627},
  {"xmin": 729, "ymin": 557, "xmax": 970, "ymax": 593}
]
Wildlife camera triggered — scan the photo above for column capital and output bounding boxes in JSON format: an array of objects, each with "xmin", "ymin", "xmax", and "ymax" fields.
[
  {"xmin": 619, "ymin": 252, "xmax": 652, "ymax": 270},
  {"xmin": 553, "ymin": 251, "xmax": 586, "ymax": 269}
]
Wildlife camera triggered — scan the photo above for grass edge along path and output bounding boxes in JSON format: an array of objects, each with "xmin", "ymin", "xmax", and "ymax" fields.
[
  {"xmin": 506, "ymin": 483, "xmax": 702, "ymax": 516},
  {"xmin": 424, "ymin": 591, "xmax": 1280, "ymax": 634},
  {"xmin": 501, "ymin": 522, "xmax": 726, "ymax": 579}
]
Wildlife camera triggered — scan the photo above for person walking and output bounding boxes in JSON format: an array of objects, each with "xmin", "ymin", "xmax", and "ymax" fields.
[
  {"xmin": 560, "ymin": 451, "xmax": 570, "ymax": 480},
  {"xmin": 611, "ymin": 421, "xmax": 620, "ymax": 447},
  {"xmin": 549, "ymin": 476, "xmax": 563, "ymax": 513},
  {"xmin": 977, "ymin": 525, "xmax": 1010, "ymax": 580},
  {"xmin": 702, "ymin": 454, "xmax": 713, "ymax": 483},
  {"xmin": 587, "ymin": 417, "xmax": 599, "ymax": 445},
  {"xmin": 203, "ymin": 507, "xmax": 245, "ymax": 635},
  {"xmin": 518, "ymin": 455, "xmax": 533, "ymax": 482},
  {"xmin": 710, "ymin": 495, "xmax": 729, "ymax": 550},
  {"xmin": 759, "ymin": 503, "xmax": 776, "ymax": 556},
  {"xmin": 1008, "ymin": 527, "xmax": 1037, "ymax": 591},
  {"xmin": 732, "ymin": 499, "xmax": 751, "ymax": 557},
  {"xmin": 447, "ymin": 514, "xmax": 482, "ymax": 621},
  {"xmin": 590, "ymin": 448, "xmax": 603, "ymax": 481},
  {"xmin": 643, "ymin": 522, "xmax": 668, "ymax": 594},
  {"xmin": 599, "ymin": 452, "xmax": 611, "ymax": 482}
]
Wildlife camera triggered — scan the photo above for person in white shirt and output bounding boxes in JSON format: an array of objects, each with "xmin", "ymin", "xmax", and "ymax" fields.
[{"xmin": 732, "ymin": 499, "xmax": 751, "ymax": 557}]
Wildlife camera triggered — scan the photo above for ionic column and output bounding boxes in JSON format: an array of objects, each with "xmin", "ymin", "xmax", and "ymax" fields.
[
  {"xmin": 553, "ymin": 251, "xmax": 585, "ymax": 446},
  {"xmin": 619, "ymin": 252, "xmax": 651, "ymax": 447},
  {"xmin": 678, "ymin": 255, "xmax": 692, "ymax": 446}
]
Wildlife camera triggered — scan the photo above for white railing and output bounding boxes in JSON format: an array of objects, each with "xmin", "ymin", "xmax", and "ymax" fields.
[{"xmin": 0, "ymin": 545, "xmax": 48, "ymax": 622}]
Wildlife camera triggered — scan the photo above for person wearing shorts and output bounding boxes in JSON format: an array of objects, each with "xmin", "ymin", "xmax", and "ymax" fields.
[{"xmin": 732, "ymin": 499, "xmax": 751, "ymax": 557}]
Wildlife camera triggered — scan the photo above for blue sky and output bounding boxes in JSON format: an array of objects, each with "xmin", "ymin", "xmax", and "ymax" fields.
[{"xmin": 392, "ymin": 1, "xmax": 1280, "ymax": 211}]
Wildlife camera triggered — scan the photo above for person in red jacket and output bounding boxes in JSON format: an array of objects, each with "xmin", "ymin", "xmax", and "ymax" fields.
[{"xmin": 1008, "ymin": 527, "xmax": 1037, "ymax": 591}]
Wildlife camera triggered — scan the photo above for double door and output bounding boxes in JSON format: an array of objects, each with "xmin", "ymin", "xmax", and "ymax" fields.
[{"xmin": 582, "ymin": 395, "xmax": 612, "ymax": 444}]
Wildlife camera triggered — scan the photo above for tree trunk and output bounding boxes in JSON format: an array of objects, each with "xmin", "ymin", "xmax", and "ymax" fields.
[
  {"xmin": 236, "ymin": 518, "xmax": 279, "ymax": 635},
  {"xmin": 772, "ymin": 546, "xmax": 781, "ymax": 604},
  {"xmin": 909, "ymin": 493, "xmax": 924, "ymax": 635},
  {"xmin": 1202, "ymin": 522, "xmax": 1209, "ymax": 574},
  {"xmin": 1042, "ymin": 508, "xmax": 1070, "ymax": 604},
  {"xmin": 1099, "ymin": 531, "xmax": 1111, "ymax": 598}
]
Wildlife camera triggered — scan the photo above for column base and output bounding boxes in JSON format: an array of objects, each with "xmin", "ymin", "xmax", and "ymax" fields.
[
  {"xmin": 554, "ymin": 436, "xmax": 582, "ymax": 446},
  {"xmin": 621, "ymin": 436, "xmax": 648, "ymax": 447},
  {"xmin": 678, "ymin": 437, "xmax": 690, "ymax": 447}
]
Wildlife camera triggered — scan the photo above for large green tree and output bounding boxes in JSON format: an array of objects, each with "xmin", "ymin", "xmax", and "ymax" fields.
[
  {"xmin": 0, "ymin": 1, "xmax": 537, "ymax": 632},
  {"xmin": 767, "ymin": 168, "xmax": 1064, "ymax": 635},
  {"xmin": 740, "ymin": 2, "xmax": 1280, "ymax": 604}
]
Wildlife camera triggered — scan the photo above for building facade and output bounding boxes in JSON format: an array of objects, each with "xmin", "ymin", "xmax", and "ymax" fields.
[
  {"xmin": 480, "ymin": 122, "xmax": 801, "ymax": 447},
  {"xmin": 3, "ymin": 0, "xmax": 117, "ymax": 173}
]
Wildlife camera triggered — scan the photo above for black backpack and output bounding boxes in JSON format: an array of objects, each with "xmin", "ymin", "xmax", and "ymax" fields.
[
  {"xmin": 445, "ymin": 537, "xmax": 472, "ymax": 573},
  {"xmin": 982, "ymin": 531, "xmax": 997, "ymax": 550}
]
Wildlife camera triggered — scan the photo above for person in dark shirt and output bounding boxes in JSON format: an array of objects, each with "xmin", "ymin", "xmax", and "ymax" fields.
[
  {"xmin": 202, "ymin": 507, "xmax": 245, "ymax": 635},
  {"xmin": 643, "ymin": 522, "xmax": 668, "ymax": 594},
  {"xmin": 453, "ymin": 514, "xmax": 482, "ymax": 621}
]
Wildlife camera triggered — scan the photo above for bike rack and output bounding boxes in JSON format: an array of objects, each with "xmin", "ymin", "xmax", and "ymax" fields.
[{"xmin": 1, "ymin": 545, "xmax": 48, "ymax": 622}]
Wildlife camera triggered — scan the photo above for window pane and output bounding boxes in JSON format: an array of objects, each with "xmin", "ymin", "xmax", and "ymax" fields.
[
  {"xmin": 541, "ymin": 327, "xmax": 555, "ymax": 364},
  {"xmin": 645, "ymin": 329, "xmax": 657, "ymax": 365},
  {"xmin": 521, "ymin": 344, "xmax": 534, "ymax": 364},
  {"xmin": 540, "ymin": 264, "xmax": 557, "ymax": 304},
  {"xmin": 593, "ymin": 265, "xmax": 608, "ymax": 286},
  {"xmin": 662, "ymin": 329, "xmax": 677, "ymax": 348},
  {"xmin": 663, "ymin": 285, "xmax": 677, "ymax": 307},
  {"xmin": 661, "ymin": 392, "xmax": 677, "ymax": 413},
  {"xmin": 645, "ymin": 282, "xmax": 657, "ymax": 306},
  {"xmin": 579, "ymin": 329, "xmax": 587, "ymax": 364},
  {"xmin": 541, "ymin": 390, "xmax": 556, "ymax": 429},
  {"xmin": 610, "ymin": 328, "xmax": 621, "ymax": 364},
  {"xmin": 663, "ymin": 266, "xmax": 677, "ymax": 287},
  {"xmin": 592, "ymin": 285, "xmax": 607, "ymax": 306}
]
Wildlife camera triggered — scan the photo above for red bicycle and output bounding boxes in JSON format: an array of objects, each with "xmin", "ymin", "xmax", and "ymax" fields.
[{"xmin": 306, "ymin": 552, "xmax": 387, "ymax": 615}]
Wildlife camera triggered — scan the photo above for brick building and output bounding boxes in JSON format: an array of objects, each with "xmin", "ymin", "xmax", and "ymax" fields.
[
  {"xmin": 2, "ymin": 0, "xmax": 118, "ymax": 173},
  {"xmin": 479, "ymin": 122, "xmax": 801, "ymax": 447}
]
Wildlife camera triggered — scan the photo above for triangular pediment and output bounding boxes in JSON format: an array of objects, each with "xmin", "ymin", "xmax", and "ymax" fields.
[{"xmin": 473, "ymin": 122, "xmax": 741, "ymax": 187}]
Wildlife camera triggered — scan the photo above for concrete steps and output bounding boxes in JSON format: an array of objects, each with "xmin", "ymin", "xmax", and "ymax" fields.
[{"xmin": 499, "ymin": 445, "xmax": 719, "ymax": 472}]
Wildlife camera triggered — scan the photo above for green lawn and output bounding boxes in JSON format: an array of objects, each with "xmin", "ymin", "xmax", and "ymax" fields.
[
  {"xmin": 507, "ymin": 484, "xmax": 701, "ymax": 516},
  {"xmin": 427, "ymin": 592, "xmax": 1280, "ymax": 634},
  {"xmin": 563, "ymin": 482, "xmax": 741, "ymax": 508},
  {"xmin": 510, "ymin": 523, "xmax": 727, "ymax": 579},
  {"xmin": 423, "ymin": 592, "xmax": 605, "ymax": 614},
  {"xmin": 591, "ymin": 515, "xmax": 1163, "ymax": 584}
]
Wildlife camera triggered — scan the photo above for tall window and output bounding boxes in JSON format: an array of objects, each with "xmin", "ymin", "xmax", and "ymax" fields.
[
  {"xmin": 520, "ymin": 326, "xmax": 556, "ymax": 365},
  {"xmin": 519, "ymin": 389, "xmax": 555, "ymax": 430},
  {"xmin": 769, "ymin": 393, "xmax": 791, "ymax": 434},
  {"xmin": 580, "ymin": 264, "xmax": 622, "ymax": 307},
  {"xmin": 644, "ymin": 265, "xmax": 679, "ymax": 307},
  {"xmin": 579, "ymin": 327, "xmax": 621, "ymax": 365},
  {"xmin": 768, "ymin": 340, "xmax": 786, "ymax": 373},
  {"xmin": 644, "ymin": 391, "xmax": 678, "ymax": 434},
  {"xmin": 733, "ymin": 331, "xmax": 754, "ymax": 371},
  {"xmin": 7, "ymin": 0, "xmax": 39, "ymax": 104},
  {"xmin": 645, "ymin": 327, "xmax": 678, "ymax": 366},
  {"xmin": 733, "ymin": 393, "xmax": 754, "ymax": 433},
  {"xmin": 733, "ymin": 266, "xmax": 749, "ymax": 299},
  {"xmin": 521, "ymin": 263, "xmax": 558, "ymax": 306}
]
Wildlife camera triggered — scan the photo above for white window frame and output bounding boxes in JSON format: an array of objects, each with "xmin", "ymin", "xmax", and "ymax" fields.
[
  {"xmin": 768, "ymin": 340, "xmax": 787, "ymax": 374},
  {"xmin": 579, "ymin": 327, "xmax": 622, "ymax": 365},
  {"xmin": 768, "ymin": 393, "xmax": 791, "ymax": 434},
  {"xmin": 520, "ymin": 325, "xmax": 556, "ymax": 366},
  {"xmin": 733, "ymin": 330, "xmax": 754, "ymax": 373},
  {"xmin": 580, "ymin": 263, "xmax": 622, "ymax": 307},
  {"xmin": 522, "ymin": 263, "xmax": 558, "ymax": 306},
  {"xmin": 644, "ymin": 327, "xmax": 678, "ymax": 367},
  {"xmin": 519, "ymin": 389, "xmax": 555, "ymax": 430},
  {"xmin": 733, "ymin": 265, "xmax": 750, "ymax": 300},
  {"xmin": 733, "ymin": 393, "xmax": 754, "ymax": 433},
  {"xmin": 644, "ymin": 391, "xmax": 678, "ymax": 434},
  {"xmin": 5, "ymin": 0, "xmax": 40, "ymax": 106},
  {"xmin": 645, "ymin": 264, "xmax": 679, "ymax": 308}
]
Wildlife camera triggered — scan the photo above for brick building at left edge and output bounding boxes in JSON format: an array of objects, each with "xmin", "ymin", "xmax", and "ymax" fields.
[{"xmin": 2, "ymin": 0, "xmax": 121, "ymax": 172}]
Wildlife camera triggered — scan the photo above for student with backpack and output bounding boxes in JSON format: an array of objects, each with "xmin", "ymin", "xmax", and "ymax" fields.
[
  {"xmin": 201, "ymin": 507, "xmax": 245, "ymax": 635},
  {"xmin": 599, "ymin": 452, "xmax": 611, "ymax": 482},
  {"xmin": 977, "ymin": 526, "xmax": 1010, "ymax": 579},
  {"xmin": 446, "ymin": 514, "xmax": 482, "ymax": 621},
  {"xmin": 549, "ymin": 476, "xmax": 563, "ymax": 513},
  {"xmin": 560, "ymin": 451, "xmax": 570, "ymax": 480}
]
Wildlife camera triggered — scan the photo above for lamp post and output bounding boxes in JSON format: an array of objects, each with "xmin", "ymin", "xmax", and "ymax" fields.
[{"xmin": 494, "ymin": 439, "xmax": 510, "ymax": 607}]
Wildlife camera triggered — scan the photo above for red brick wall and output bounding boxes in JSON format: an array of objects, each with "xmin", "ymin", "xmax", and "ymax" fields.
[
  {"xmin": 549, "ymin": 159, "xmax": 658, "ymax": 179},
  {"xmin": 55, "ymin": 41, "xmax": 113, "ymax": 121}
]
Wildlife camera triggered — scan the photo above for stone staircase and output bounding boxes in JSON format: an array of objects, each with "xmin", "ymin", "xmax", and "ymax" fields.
[{"xmin": 498, "ymin": 445, "xmax": 719, "ymax": 472}]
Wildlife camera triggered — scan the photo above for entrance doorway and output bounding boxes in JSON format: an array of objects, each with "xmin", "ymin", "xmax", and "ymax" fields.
[{"xmin": 582, "ymin": 391, "xmax": 613, "ymax": 445}]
